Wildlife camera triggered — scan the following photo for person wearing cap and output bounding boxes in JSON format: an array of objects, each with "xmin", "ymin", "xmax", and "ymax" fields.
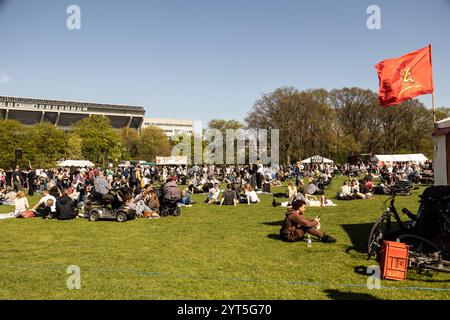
[{"xmin": 280, "ymin": 199, "xmax": 336, "ymax": 243}]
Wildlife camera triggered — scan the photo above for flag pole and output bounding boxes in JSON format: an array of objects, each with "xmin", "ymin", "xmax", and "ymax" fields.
[
  {"xmin": 432, "ymin": 93, "xmax": 436, "ymax": 124},
  {"xmin": 431, "ymin": 44, "xmax": 435, "ymax": 124}
]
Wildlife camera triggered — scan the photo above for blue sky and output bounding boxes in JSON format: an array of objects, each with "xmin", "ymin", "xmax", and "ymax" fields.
[{"xmin": 0, "ymin": 0, "xmax": 449, "ymax": 124}]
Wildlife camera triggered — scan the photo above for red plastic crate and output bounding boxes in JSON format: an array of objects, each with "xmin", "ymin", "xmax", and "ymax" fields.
[{"xmin": 380, "ymin": 241, "xmax": 409, "ymax": 281}]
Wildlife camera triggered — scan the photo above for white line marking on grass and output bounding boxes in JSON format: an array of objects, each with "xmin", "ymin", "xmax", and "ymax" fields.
[{"xmin": 1, "ymin": 264, "xmax": 449, "ymax": 293}]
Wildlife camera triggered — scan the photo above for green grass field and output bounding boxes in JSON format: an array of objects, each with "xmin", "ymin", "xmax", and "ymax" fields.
[{"xmin": 1, "ymin": 176, "xmax": 449, "ymax": 300}]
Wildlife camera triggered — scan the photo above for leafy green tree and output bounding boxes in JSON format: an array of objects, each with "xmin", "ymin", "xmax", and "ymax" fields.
[
  {"xmin": 73, "ymin": 115, "xmax": 121, "ymax": 166},
  {"xmin": 0, "ymin": 120, "xmax": 28, "ymax": 169},
  {"xmin": 120, "ymin": 127, "xmax": 140, "ymax": 160},
  {"xmin": 329, "ymin": 87, "xmax": 379, "ymax": 155},
  {"xmin": 66, "ymin": 132, "xmax": 83, "ymax": 160},
  {"xmin": 137, "ymin": 126, "xmax": 172, "ymax": 162},
  {"xmin": 246, "ymin": 87, "xmax": 335, "ymax": 164},
  {"xmin": 246, "ymin": 87, "xmax": 301, "ymax": 164},
  {"xmin": 26, "ymin": 122, "xmax": 69, "ymax": 168},
  {"xmin": 207, "ymin": 119, "xmax": 243, "ymax": 135},
  {"xmin": 436, "ymin": 107, "xmax": 450, "ymax": 122},
  {"xmin": 247, "ymin": 86, "xmax": 437, "ymax": 164}
]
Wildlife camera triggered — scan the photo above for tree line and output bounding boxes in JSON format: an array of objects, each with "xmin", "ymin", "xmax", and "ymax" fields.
[
  {"xmin": 245, "ymin": 87, "xmax": 450, "ymax": 164},
  {"xmin": 0, "ymin": 115, "xmax": 172, "ymax": 169},
  {"xmin": 1, "ymin": 87, "xmax": 448, "ymax": 169}
]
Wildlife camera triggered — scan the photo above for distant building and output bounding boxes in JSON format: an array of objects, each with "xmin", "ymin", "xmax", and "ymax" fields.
[
  {"xmin": 0, "ymin": 96, "xmax": 145, "ymax": 130},
  {"xmin": 142, "ymin": 118, "xmax": 194, "ymax": 137}
]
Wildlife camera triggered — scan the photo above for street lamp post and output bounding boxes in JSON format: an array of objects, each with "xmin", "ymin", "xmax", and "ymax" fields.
[{"xmin": 14, "ymin": 148, "xmax": 22, "ymax": 168}]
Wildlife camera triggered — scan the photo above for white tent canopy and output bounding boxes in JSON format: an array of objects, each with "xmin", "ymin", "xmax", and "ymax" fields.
[
  {"xmin": 371, "ymin": 154, "xmax": 428, "ymax": 163},
  {"xmin": 58, "ymin": 160, "xmax": 95, "ymax": 167},
  {"xmin": 436, "ymin": 116, "xmax": 450, "ymax": 129},
  {"xmin": 301, "ymin": 155, "xmax": 334, "ymax": 164}
]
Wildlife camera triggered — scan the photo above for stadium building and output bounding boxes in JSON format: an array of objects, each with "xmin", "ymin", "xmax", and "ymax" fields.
[
  {"xmin": 142, "ymin": 118, "xmax": 194, "ymax": 137},
  {"xmin": 0, "ymin": 96, "xmax": 145, "ymax": 130}
]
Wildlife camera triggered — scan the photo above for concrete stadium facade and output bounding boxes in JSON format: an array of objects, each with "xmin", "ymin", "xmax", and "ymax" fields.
[{"xmin": 0, "ymin": 96, "xmax": 145, "ymax": 130}]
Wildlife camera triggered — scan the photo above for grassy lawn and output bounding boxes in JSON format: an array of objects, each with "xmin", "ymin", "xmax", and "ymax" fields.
[{"xmin": 0, "ymin": 176, "xmax": 449, "ymax": 300}]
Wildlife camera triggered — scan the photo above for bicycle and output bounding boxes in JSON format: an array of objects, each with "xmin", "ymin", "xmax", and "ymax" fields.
[{"xmin": 367, "ymin": 186, "xmax": 450, "ymax": 274}]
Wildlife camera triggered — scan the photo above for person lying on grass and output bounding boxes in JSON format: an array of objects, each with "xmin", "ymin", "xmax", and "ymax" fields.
[
  {"xmin": 0, "ymin": 187, "xmax": 16, "ymax": 205},
  {"xmin": 273, "ymin": 193, "xmax": 336, "ymax": 208},
  {"xmin": 279, "ymin": 199, "xmax": 336, "ymax": 243},
  {"xmin": 273, "ymin": 182, "xmax": 337, "ymax": 207}
]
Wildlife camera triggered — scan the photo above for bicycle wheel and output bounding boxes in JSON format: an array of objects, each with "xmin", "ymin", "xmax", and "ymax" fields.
[
  {"xmin": 396, "ymin": 234, "xmax": 450, "ymax": 273},
  {"xmin": 368, "ymin": 213, "xmax": 392, "ymax": 260}
]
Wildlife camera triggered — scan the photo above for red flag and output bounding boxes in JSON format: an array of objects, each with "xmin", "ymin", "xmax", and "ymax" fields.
[{"xmin": 375, "ymin": 45, "xmax": 434, "ymax": 106}]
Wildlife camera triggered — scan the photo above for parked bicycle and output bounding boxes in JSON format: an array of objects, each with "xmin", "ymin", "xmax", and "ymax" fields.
[{"xmin": 367, "ymin": 186, "xmax": 450, "ymax": 273}]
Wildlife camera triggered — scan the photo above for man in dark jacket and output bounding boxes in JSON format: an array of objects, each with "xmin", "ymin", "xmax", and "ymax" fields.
[
  {"xmin": 56, "ymin": 189, "xmax": 77, "ymax": 220},
  {"xmin": 11, "ymin": 167, "xmax": 22, "ymax": 192},
  {"xmin": 27, "ymin": 167, "xmax": 36, "ymax": 196},
  {"xmin": 280, "ymin": 199, "xmax": 336, "ymax": 243},
  {"xmin": 162, "ymin": 177, "xmax": 182, "ymax": 203}
]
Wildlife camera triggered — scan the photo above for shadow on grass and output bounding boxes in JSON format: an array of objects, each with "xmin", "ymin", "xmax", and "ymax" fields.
[
  {"xmin": 355, "ymin": 265, "xmax": 450, "ymax": 284},
  {"xmin": 273, "ymin": 193, "xmax": 288, "ymax": 198},
  {"xmin": 407, "ymin": 270, "xmax": 450, "ymax": 282},
  {"xmin": 324, "ymin": 289, "xmax": 380, "ymax": 300},
  {"xmin": 262, "ymin": 220, "xmax": 283, "ymax": 227},
  {"xmin": 267, "ymin": 233, "xmax": 281, "ymax": 241},
  {"xmin": 341, "ymin": 223, "xmax": 374, "ymax": 254},
  {"xmin": 354, "ymin": 266, "xmax": 371, "ymax": 276}
]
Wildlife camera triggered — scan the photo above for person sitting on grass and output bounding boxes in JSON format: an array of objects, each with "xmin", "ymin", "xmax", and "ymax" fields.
[
  {"xmin": 241, "ymin": 183, "xmax": 260, "ymax": 204},
  {"xmin": 279, "ymin": 199, "xmax": 336, "ymax": 243},
  {"xmin": 358, "ymin": 178, "xmax": 374, "ymax": 199},
  {"xmin": 0, "ymin": 190, "xmax": 31, "ymax": 219},
  {"xmin": 206, "ymin": 183, "xmax": 221, "ymax": 205},
  {"xmin": 220, "ymin": 183, "xmax": 239, "ymax": 206},
  {"xmin": 350, "ymin": 179, "xmax": 366, "ymax": 199},
  {"xmin": 147, "ymin": 187, "xmax": 160, "ymax": 213},
  {"xmin": 306, "ymin": 177, "xmax": 325, "ymax": 195},
  {"xmin": 362, "ymin": 176, "xmax": 374, "ymax": 192},
  {"xmin": 336, "ymin": 180, "xmax": 355, "ymax": 200},
  {"xmin": 31, "ymin": 189, "xmax": 57, "ymax": 218},
  {"xmin": 55, "ymin": 189, "xmax": 78, "ymax": 220},
  {"xmin": 287, "ymin": 181, "xmax": 298, "ymax": 205},
  {"xmin": 179, "ymin": 189, "xmax": 193, "ymax": 207},
  {"xmin": 188, "ymin": 175, "xmax": 203, "ymax": 194},
  {"xmin": 127, "ymin": 191, "xmax": 160, "ymax": 219},
  {"xmin": 223, "ymin": 172, "xmax": 236, "ymax": 185}
]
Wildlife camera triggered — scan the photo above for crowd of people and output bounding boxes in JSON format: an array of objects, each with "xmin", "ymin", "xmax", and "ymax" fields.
[
  {"xmin": 0, "ymin": 162, "xmax": 273, "ymax": 220},
  {"xmin": 0, "ymin": 159, "xmax": 434, "ymax": 245}
]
